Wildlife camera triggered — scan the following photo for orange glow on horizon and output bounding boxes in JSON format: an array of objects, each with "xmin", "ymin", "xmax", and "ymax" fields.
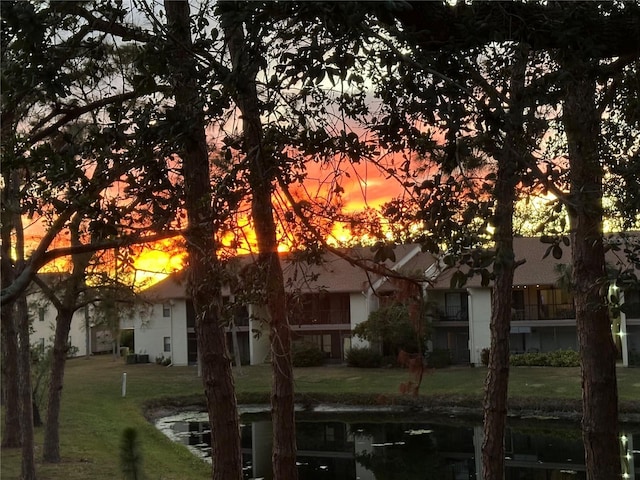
[
  {"xmin": 24, "ymin": 146, "xmax": 410, "ymax": 287},
  {"xmin": 133, "ymin": 241, "xmax": 186, "ymax": 287}
]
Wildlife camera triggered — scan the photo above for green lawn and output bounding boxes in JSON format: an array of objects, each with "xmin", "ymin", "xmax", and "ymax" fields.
[{"xmin": 2, "ymin": 356, "xmax": 639, "ymax": 479}]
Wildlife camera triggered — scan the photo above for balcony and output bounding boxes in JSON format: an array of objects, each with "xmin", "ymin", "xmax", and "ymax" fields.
[
  {"xmin": 438, "ymin": 306, "xmax": 469, "ymax": 322},
  {"xmin": 513, "ymin": 303, "xmax": 575, "ymax": 321}
]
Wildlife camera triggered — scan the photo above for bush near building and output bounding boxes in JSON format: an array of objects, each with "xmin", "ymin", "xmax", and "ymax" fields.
[
  {"xmin": 345, "ymin": 346, "xmax": 383, "ymax": 368},
  {"xmin": 510, "ymin": 349, "xmax": 580, "ymax": 367},
  {"xmin": 292, "ymin": 342, "xmax": 325, "ymax": 367}
]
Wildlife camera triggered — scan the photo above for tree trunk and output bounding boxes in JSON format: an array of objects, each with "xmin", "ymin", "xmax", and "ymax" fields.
[
  {"xmin": 17, "ymin": 292, "xmax": 37, "ymax": 480},
  {"xmin": 481, "ymin": 48, "xmax": 526, "ymax": 480},
  {"xmin": 220, "ymin": 7, "xmax": 298, "ymax": 479},
  {"xmin": 1, "ymin": 302, "xmax": 21, "ymax": 448},
  {"xmin": 1, "ymin": 168, "xmax": 22, "ymax": 449},
  {"xmin": 41, "ymin": 214, "xmax": 92, "ymax": 463},
  {"xmin": 1, "ymin": 167, "xmax": 36, "ymax": 477},
  {"xmin": 482, "ymin": 190, "xmax": 516, "ymax": 480},
  {"xmin": 164, "ymin": 3, "xmax": 243, "ymax": 480},
  {"xmin": 563, "ymin": 61, "xmax": 620, "ymax": 480},
  {"xmin": 32, "ymin": 396, "xmax": 43, "ymax": 428},
  {"xmin": 43, "ymin": 309, "xmax": 73, "ymax": 463}
]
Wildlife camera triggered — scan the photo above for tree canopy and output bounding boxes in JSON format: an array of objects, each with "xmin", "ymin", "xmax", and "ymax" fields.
[{"xmin": 2, "ymin": 2, "xmax": 639, "ymax": 480}]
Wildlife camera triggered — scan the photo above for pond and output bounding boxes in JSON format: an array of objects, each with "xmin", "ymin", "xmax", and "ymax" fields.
[{"xmin": 156, "ymin": 408, "xmax": 639, "ymax": 480}]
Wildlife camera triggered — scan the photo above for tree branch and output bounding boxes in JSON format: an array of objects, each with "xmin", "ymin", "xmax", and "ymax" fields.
[
  {"xmin": 23, "ymin": 91, "xmax": 142, "ymax": 153},
  {"xmin": 276, "ymin": 176, "xmax": 428, "ymax": 289},
  {"xmin": 1, "ymin": 228, "xmax": 185, "ymax": 307},
  {"xmin": 31, "ymin": 275, "xmax": 64, "ymax": 312}
]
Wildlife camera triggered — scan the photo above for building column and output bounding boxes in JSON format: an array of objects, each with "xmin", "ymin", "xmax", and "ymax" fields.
[
  {"xmin": 248, "ymin": 304, "xmax": 270, "ymax": 365},
  {"xmin": 467, "ymin": 288, "xmax": 492, "ymax": 366},
  {"xmin": 611, "ymin": 286, "xmax": 628, "ymax": 367},
  {"xmin": 620, "ymin": 311, "xmax": 629, "ymax": 368},
  {"xmin": 349, "ymin": 293, "xmax": 372, "ymax": 350}
]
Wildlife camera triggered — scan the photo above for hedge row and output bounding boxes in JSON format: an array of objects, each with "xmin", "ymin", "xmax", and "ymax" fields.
[{"xmin": 509, "ymin": 349, "xmax": 580, "ymax": 367}]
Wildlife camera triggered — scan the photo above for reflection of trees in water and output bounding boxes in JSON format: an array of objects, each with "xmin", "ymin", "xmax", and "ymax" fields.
[
  {"xmin": 506, "ymin": 427, "xmax": 585, "ymax": 466},
  {"xmin": 353, "ymin": 423, "xmax": 446, "ymax": 480},
  {"xmin": 296, "ymin": 421, "xmax": 354, "ymax": 452},
  {"xmin": 167, "ymin": 415, "xmax": 638, "ymax": 479},
  {"xmin": 355, "ymin": 439, "xmax": 445, "ymax": 479}
]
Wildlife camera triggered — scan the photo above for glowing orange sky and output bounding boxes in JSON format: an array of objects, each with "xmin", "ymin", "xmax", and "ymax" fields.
[
  {"xmin": 136, "ymin": 158, "xmax": 406, "ymax": 283},
  {"xmin": 133, "ymin": 240, "xmax": 186, "ymax": 286},
  {"xmin": 26, "ymin": 141, "xmax": 410, "ymax": 287}
]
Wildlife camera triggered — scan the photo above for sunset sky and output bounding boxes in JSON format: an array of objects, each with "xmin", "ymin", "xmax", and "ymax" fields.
[{"xmin": 32, "ymin": 157, "xmax": 408, "ymax": 287}]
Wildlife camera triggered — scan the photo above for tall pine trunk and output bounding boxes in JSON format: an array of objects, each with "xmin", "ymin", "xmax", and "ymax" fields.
[
  {"xmin": 1, "ymin": 168, "xmax": 22, "ymax": 449},
  {"xmin": 1, "ymin": 294, "xmax": 21, "ymax": 448},
  {"xmin": 17, "ymin": 291, "xmax": 36, "ymax": 480},
  {"xmin": 481, "ymin": 47, "xmax": 526, "ymax": 480},
  {"xmin": 563, "ymin": 60, "xmax": 620, "ymax": 480},
  {"xmin": 164, "ymin": 3, "xmax": 243, "ymax": 479},
  {"xmin": 220, "ymin": 7, "xmax": 298, "ymax": 479},
  {"xmin": 2, "ymin": 167, "xmax": 37, "ymax": 478}
]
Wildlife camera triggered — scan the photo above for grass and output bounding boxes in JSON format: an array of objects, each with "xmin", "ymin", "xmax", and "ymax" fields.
[{"xmin": 2, "ymin": 355, "xmax": 639, "ymax": 479}]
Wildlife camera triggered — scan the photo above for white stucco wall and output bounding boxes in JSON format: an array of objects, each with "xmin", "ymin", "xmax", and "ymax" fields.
[
  {"xmin": 467, "ymin": 287, "xmax": 492, "ymax": 365},
  {"xmin": 28, "ymin": 293, "xmax": 88, "ymax": 357},
  {"xmin": 129, "ymin": 300, "xmax": 189, "ymax": 365},
  {"xmin": 132, "ymin": 303, "xmax": 169, "ymax": 361},
  {"xmin": 348, "ymin": 292, "xmax": 370, "ymax": 349},
  {"xmin": 169, "ymin": 300, "xmax": 189, "ymax": 366}
]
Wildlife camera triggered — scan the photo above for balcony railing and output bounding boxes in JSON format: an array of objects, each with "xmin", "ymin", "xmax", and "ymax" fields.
[
  {"xmin": 513, "ymin": 303, "xmax": 575, "ymax": 321},
  {"xmin": 294, "ymin": 310, "xmax": 351, "ymax": 326},
  {"xmin": 438, "ymin": 306, "xmax": 469, "ymax": 322},
  {"xmin": 435, "ymin": 300, "xmax": 640, "ymax": 322}
]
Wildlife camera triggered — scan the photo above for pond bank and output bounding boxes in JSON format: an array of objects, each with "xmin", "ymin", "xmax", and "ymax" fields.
[{"xmin": 143, "ymin": 392, "xmax": 640, "ymax": 425}]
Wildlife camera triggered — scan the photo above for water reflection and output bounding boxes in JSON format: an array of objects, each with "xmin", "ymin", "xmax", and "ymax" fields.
[{"xmin": 156, "ymin": 411, "xmax": 639, "ymax": 480}]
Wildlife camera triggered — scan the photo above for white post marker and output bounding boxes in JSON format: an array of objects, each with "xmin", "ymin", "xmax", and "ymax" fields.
[{"xmin": 122, "ymin": 372, "xmax": 127, "ymax": 398}]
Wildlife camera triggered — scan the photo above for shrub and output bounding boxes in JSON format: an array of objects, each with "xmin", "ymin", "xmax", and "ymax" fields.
[
  {"xmin": 346, "ymin": 346, "xmax": 383, "ymax": 368},
  {"xmin": 481, "ymin": 348, "xmax": 490, "ymax": 366},
  {"xmin": 155, "ymin": 355, "xmax": 172, "ymax": 366},
  {"xmin": 292, "ymin": 342, "xmax": 325, "ymax": 367},
  {"xmin": 547, "ymin": 349, "xmax": 580, "ymax": 367},
  {"xmin": 120, "ymin": 427, "xmax": 143, "ymax": 480},
  {"xmin": 381, "ymin": 355, "xmax": 399, "ymax": 367},
  {"xmin": 353, "ymin": 303, "xmax": 429, "ymax": 357},
  {"xmin": 426, "ymin": 349, "xmax": 451, "ymax": 369},
  {"xmin": 510, "ymin": 349, "xmax": 580, "ymax": 367}
]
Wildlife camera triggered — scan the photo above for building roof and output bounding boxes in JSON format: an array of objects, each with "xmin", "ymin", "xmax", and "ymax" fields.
[
  {"xmin": 281, "ymin": 244, "xmax": 436, "ymax": 294},
  {"xmin": 430, "ymin": 235, "xmax": 640, "ymax": 289},
  {"xmin": 140, "ymin": 270, "xmax": 189, "ymax": 301},
  {"xmin": 141, "ymin": 235, "xmax": 639, "ymax": 298},
  {"xmin": 140, "ymin": 244, "xmax": 437, "ymax": 300}
]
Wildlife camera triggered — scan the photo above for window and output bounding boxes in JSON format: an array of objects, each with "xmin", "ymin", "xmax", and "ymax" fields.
[
  {"xmin": 512, "ymin": 290, "xmax": 525, "ymax": 320},
  {"xmin": 303, "ymin": 334, "xmax": 332, "ymax": 356},
  {"xmin": 624, "ymin": 289, "xmax": 640, "ymax": 318},
  {"xmin": 39, "ymin": 338, "xmax": 45, "ymax": 353},
  {"xmin": 294, "ymin": 293, "xmax": 350, "ymax": 325},
  {"xmin": 162, "ymin": 303, "xmax": 171, "ymax": 317},
  {"xmin": 38, "ymin": 307, "xmax": 45, "ymax": 322},
  {"xmin": 537, "ymin": 288, "xmax": 574, "ymax": 319},
  {"xmin": 444, "ymin": 292, "xmax": 469, "ymax": 321},
  {"xmin": 163, "ymin": 336, "xmax": 171, "ymax": 352}
]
